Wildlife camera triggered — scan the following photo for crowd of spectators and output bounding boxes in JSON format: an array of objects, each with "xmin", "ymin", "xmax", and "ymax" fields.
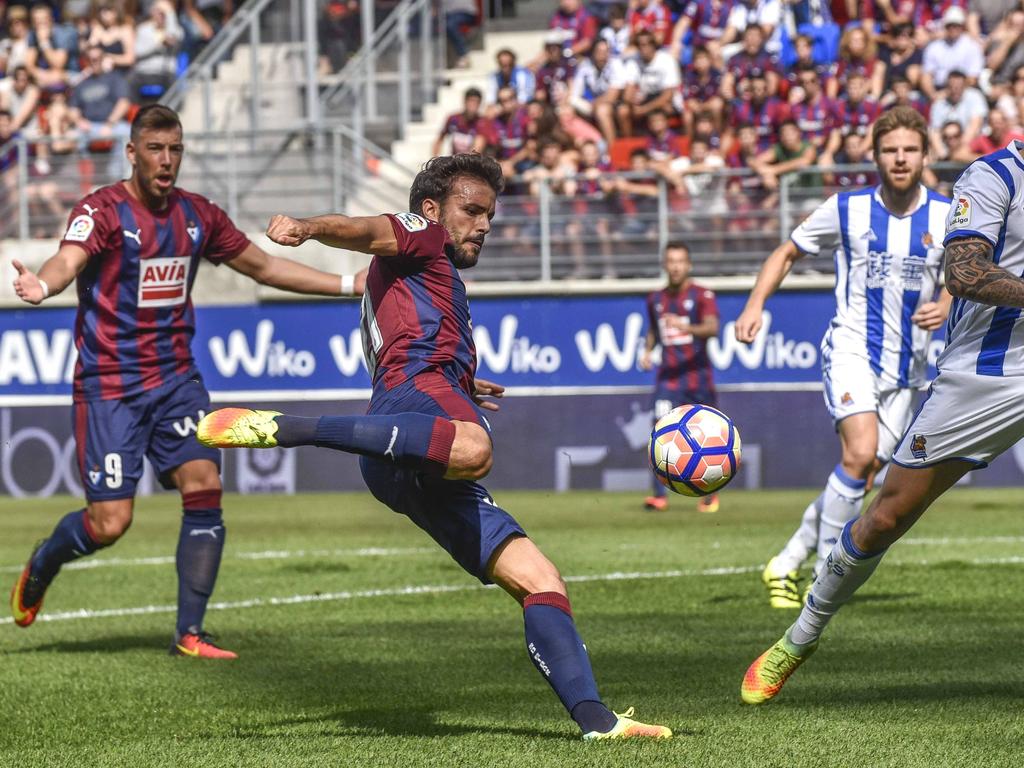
[
  {"xmin": 0, "ymin": 1, "xmax": 232, "ymax": 176},
  {"xmin": 434, "ymin": 0, "xmax": 1024, "ymax": 274}
]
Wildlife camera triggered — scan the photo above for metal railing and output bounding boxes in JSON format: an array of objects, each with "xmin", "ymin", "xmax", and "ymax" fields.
[
  {"xmin": 160, "ymin": 0, "xmax": 449, "ymax": 142},
  {"xmin": 0, "ymin": 147, "xmax": 965, "ymax": 282},
  {"xmin": 473, "ymin": 163, "xmax": 967, "ymax": 282},
  {"xmin": 0, "ymin": 128, "xmax": 417, "ymax": 240},
  {"xmin": 319, "ymin": 0, "xmax": 448, "ymax": 142},
  {"xmin": 163, "ymin": 0, "xmax": 319, "ymax": 133}
]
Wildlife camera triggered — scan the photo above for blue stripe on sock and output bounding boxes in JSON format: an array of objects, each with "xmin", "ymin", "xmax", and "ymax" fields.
[
  {"xmin": 840, "ymin": 520, "xmax": 885, "ymax": 560},
  {"xmin": 833, "ymin": 464, "xmax": 866, "ymax": 491}
]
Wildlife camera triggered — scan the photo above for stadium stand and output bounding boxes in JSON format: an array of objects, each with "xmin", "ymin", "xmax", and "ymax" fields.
[{"xmin": 0, "ymin": 0, "xmax": 1018, "ymax": 292}]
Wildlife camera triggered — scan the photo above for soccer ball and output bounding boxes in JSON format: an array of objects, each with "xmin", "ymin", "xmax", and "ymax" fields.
[{"xmin": 648, "ymin": 405, "xmax": 741, "ymax": 496}]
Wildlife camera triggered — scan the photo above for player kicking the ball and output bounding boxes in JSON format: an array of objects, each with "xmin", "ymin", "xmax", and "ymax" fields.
[
  {"xmin": 197, "ymin": 154, "xmax": 671, "ymax": 740},
  {"xmin": 735, "ymin": 107, "xmax": 952, "ymax": 608},
  {"xmin": 742, "ymin": 136, "xmax": 1024, "ymax": 704},
  {"xmin": 10, "ymin": 105, "xmax": 352, "ymax": 658}
]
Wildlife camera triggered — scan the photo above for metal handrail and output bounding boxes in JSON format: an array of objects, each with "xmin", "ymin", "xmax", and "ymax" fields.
[
  {"xmin": 319, "ymin": 0, "xmax": 438, "ymax": 111},
  {"xmin": 161, "ymin": 0, "xmax": 278, "ymax": 110}
]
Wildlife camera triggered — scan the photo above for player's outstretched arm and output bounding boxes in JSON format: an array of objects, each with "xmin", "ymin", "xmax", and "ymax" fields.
[
  {"xmin": 734, "ymin": 240, "xmax": 803, "ymax": 343},
  {"xmin": 945, "ymin": 236, "xmax": 1024, "ymax": 309},
  {"xmin": 266, "ymin": 213, "xmax": 398, "ymax": 256},
  {"xmin": 11, "ymin": 245, "xmax": 89, "ymax": 305},
  {"xmin": 226, "ymin": 242, "xmax": 367, "ymax": 297}
]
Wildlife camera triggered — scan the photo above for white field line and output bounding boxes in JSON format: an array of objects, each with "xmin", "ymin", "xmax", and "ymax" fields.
[
  {"xmin": 3, "ymin": 534, "xmax": 1021, "ymax": 576},
  {"xmin": 899, "ymin": 535, "xmax": 1024, "ymax": 546},
  {"xmin": 0, "ymin": 547, "xmax": 437, "ymax": 575},
  {"xmin": 2, "ymin": 557, "xmax": 1021, "ymax": 627}
]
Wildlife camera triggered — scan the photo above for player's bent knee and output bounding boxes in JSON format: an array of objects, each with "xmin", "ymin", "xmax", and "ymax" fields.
[
  {"xmin": 842, "ymin": 448, "xmax": 877, "ymax": 478},
  {"xmin": 86, "ymin": 501, "xmax": 134, "ymax": 543},
  {"xmin": 488, "ymin": 536, "xmax": 567, "ymax": 601},
  {"xmin": 448, "ymin": 421, "xmax": 493, "ymax": 480},
  {"xmin": 171, "ymin": 459, "xmax": 222, "ymax": 494}
]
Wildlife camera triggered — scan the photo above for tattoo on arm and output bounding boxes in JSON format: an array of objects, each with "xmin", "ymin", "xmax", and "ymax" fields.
[{"xmin": 945, "ymin": 237, "xmax": 1024, "ymax": 308}]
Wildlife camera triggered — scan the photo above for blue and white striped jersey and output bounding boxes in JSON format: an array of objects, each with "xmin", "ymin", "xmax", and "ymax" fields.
[
  {"xmin": 791, "ymin": 184, "xmax": 950, "ymax": 388},
  {"xmin": 941, "ymin": 141, "xmax": 1024, "ymax": 377}
]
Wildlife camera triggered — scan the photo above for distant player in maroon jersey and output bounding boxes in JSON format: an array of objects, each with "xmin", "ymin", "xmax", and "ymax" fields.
[
  {"xmin": 9, "ymin": 105, "xmax": 351, "ymax": 659},
  {"xmin": 432, "ymin": 87, "xmax": 489, "ymax": 157},
  {"xmin": 729, "ymin": 71, "xmax": 790, "ymax": 153},
  {"xmin": 196, "ymin": 154, "xmax": 672, "ymax": 740},
  {"xmin": 640, "ymin": 242, "xmax": 721, "ymax": 513}
]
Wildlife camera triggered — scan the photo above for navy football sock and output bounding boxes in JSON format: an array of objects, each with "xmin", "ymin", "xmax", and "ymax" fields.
[
  {"xmin": 175, "ymin": 491, "xmax": 225, "ymax": 637},
  {"xmin": 31, "ymin": 509, "xmax": 106, "ymax": 586},
  {"xmin": 523, "ymin": 592, "xmax": 616, "ymax": 734},
  {"xmin": 273, "ymin": 415, "xmax": 318, "ymax": 447},
  {"xmin": 288, "ymin": 413, "xmax": 455, "ymax": 476}
]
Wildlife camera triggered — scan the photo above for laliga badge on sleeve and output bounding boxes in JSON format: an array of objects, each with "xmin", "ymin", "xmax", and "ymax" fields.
[
  {"xmin": 394, "ymin": 212, "xmax": 428, "ymax": 232},
  {"xmin": 950, "ymin": 196, "xmax": 972, "ymax": 229},
  {"xmin": 65, "ymin": 214, "xmax": 95, "ymax": 242}
]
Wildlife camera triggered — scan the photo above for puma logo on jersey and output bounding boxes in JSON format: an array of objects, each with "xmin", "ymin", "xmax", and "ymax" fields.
[
  {"xmin": 83, "ymin": 204, "xmax": 99, "ymax": 216},
  {"xmin": 383, "ymin": 426, "xmax": 399, "ymax": 460},
  {"xmin": 123, "ymin": 228, "xmax": 142, "ymax": 245}
]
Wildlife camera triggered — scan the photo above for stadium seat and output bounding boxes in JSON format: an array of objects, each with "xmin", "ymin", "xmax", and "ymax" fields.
[{"xmin": 610, "ymin": 136, "xmax": 690, "ymax": 170}]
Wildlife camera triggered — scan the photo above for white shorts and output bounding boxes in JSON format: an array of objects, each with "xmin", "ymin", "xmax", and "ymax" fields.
[
  {"xmin": 823, "ymin": 351, "xmax": 915, "ymax": 462},
  {"xmin": 892, "ymin": 370, "xmax": 1024, "ymax": 468}
]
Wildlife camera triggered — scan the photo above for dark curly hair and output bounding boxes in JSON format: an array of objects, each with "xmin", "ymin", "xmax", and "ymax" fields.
[{"xmin": 409, "ymin": 154, "xmax": 504, "ymax": 216}]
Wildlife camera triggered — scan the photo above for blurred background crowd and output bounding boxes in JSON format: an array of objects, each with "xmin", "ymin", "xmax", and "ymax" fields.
[{"xmin": 432, "ymin": 0, "xmax": 1024, "ymax": 270}]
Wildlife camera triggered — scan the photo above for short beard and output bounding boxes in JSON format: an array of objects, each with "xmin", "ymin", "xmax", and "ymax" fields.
[
  {"xmin": 446, "ymin": 242, "xmax": 479, "ymax": 269},
  {"xmin": 883, "ymin": 168, "xmax": 922, "ymax": 194}
]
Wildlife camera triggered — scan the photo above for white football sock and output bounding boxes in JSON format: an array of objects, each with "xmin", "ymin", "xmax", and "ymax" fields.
[
  {"xmin": 771, "ymin": 492, "xmax": 823, "ymax": 576},
  {"xmin": 813, "ymin": 465, "xmax": 866, "ymax": 577},
  {"xmin": 790, "ymin": 520, "xmax": 885, "ymax": 647}
]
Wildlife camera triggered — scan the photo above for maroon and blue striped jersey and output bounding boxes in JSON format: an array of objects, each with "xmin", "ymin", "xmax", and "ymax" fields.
[
  {"xmin": 438, "ymin": 112, "xmax": 489, "ymax": 155},
  {"xmin": 64, "ymin": 182, "xmax": 249, "ymax": 402},
  {"xmin": 730, "ymin": 97, "xmax": 790, "ymax": 152},
  {"xmin": 647, "ymin": 282, "xmax": 718, "ymax": 393},
  {"xmin": 360, "ymin": 213, "xmax": 476, "ymax": 397},
  {"xmin": 834, "ymin": 96, "xmax": 881, "ymax": 133},
  {"xmin": 790, "ymin": 96, "xmax": 839, "ymax": 146}
]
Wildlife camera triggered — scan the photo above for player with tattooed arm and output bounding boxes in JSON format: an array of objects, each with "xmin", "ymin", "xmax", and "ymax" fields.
[{"xmin": 741, "ymin": 135, "xmax": 1024, "ymax": 704}]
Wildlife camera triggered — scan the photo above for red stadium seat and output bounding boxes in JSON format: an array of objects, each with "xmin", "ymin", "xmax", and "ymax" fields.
[{"xmin": 610, "ymin": 135, "xmax": 690, "ymax": 169}]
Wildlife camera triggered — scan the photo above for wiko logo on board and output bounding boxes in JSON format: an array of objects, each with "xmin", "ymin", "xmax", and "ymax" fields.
[{"xmin": 208, "ymin": 320, "xmax": 316, "ymax": 378}]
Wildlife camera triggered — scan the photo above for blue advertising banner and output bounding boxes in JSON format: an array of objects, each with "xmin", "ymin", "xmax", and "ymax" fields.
[{"xmin": 0, "ymin": 291, "xmax": 945, "ymax": 400}]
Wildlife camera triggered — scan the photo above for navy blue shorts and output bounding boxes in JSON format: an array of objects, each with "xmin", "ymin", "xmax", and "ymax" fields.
[
  {"xmin": 361, "ymin": 372, "xmax": 525, "ymax": 583},
  {"xmin": 73, "ymin": 375, "xmax": 220, "ymax": 501},
  {"xmin": 652, "ymin": 385, "xmax": 717, "ymax": 420}
]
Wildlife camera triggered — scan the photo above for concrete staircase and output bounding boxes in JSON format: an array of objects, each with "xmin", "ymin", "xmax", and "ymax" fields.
[
  {"xmin": 178, "ymin": 41, "xmax": 307, "ymax": 135},
  {"xmin": 389, "ymin": 30, "xmax": 547, "ymax": 174}
]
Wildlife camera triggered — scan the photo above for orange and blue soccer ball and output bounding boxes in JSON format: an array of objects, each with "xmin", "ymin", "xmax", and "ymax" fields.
[{"xmin": 648, "ymin": 405, "xmax": 742, "ymax": 496}]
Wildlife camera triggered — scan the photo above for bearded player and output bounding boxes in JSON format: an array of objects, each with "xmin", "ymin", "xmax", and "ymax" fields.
[
  {"xmin": 742, "ymin": 133, "xmax": 1024, "ymax": 706},
  {"xmin": 10, "ymin": 105, "xmax": 355, "ymax": 658},
  {"xmin": 196, "ymin": 154, "xmax": 672, "ymax": 739},
  {"xmin": 734, "ymin": 107, "xmax": 952, "ymax": 608}
]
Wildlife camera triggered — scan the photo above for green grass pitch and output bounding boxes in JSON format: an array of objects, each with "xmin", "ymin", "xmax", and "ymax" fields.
[{"xmin": 1, "ymin": 488, "xmax": 1022, "ymax": 767}]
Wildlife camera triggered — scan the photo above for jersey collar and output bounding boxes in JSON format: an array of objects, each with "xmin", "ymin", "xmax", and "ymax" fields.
[{"xmin": 872, "ymin": 184, "xmax": 928, "ymax": 218}]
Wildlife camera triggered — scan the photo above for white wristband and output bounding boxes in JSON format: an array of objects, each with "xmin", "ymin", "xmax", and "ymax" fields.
[
  {"xmin": 340, "ymin": 274, "xmax": 355, "ymax": 296},
  {"xmin": 38, "ymin": 278, "xmax": 49, "ymax": 299}
]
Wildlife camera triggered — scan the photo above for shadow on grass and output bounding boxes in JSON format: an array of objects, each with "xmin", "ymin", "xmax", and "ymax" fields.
[
  {"xmin": 258, "ymin": 707, "xmax": 573, "ymax": 740},
  {"xmin": 779, "ymin": 679, "xmax": 1024, "ymax": 707},
  {"xmin": 6, "ymin": 632, "xmax": 173, "ymax": 655}
]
